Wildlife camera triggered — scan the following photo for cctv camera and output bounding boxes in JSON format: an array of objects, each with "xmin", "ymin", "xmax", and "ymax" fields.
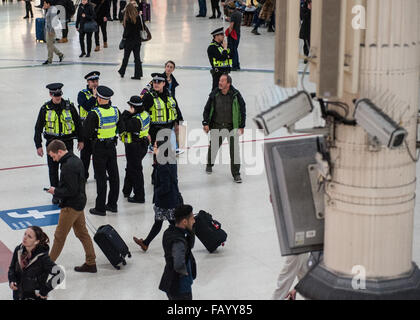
[
  {"xmin": 354, "ymin": 98, "xmax": 407, "ymax": 149},
  {"xmin": 254, "ymin": 91, "xmax": 314, "ymax": 136}
]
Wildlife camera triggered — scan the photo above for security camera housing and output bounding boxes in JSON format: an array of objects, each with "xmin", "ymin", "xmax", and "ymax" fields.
[
  {"xmin": 253, "ymin": 91, "xmax": 314, "ymax": 136},
  {"xmin": 354, "ymin": 99, "xmax": 407, "ymax": 149}
]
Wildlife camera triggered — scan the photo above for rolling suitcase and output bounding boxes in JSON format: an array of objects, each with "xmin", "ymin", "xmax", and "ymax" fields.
[
  {"xmin": 141, "ymin": 2, "xmax": 151, "ymax": 22},
  {"xmin": 35, "ymin": 18, "xmax": 45, "ymax": 42},
  {"xmin": 86, "ymin": 220, "xmax": 131, "ymax": 270},
  {"xmin": 194, "ymin": 210, "xmax": 227, "ymax": 253}
]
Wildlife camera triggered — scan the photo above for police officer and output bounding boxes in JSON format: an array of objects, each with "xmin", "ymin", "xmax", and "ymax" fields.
[
  {"xmin": 207, "ymin": 27, "xmax": 232, "ymax": 90},
  {"xmin": 77, "ymin": 71, "xmax": 100, "ymax": 180},
  {"xmin": 34, "ymin": 83, "xmax": 84, "ymax": 204},
  {"xmin": 83, "ymin": 86, "xmax": 123, "ymax": 216},
  {"xmin": 142, "ymin": 73, "xmax": 183, "ymax": 147},
  {"xmin": 120, "ymin": 96, "xmax": 150, "ymax": 203}
]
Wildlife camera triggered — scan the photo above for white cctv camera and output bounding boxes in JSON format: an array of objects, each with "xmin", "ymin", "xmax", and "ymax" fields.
[
  {"xmin": 354, "ymin": 99, "xmax": 407, "ymax": 149},
  {"xmin": 253, "ymin": 91, "xmax": 314, "ymax": 136}
]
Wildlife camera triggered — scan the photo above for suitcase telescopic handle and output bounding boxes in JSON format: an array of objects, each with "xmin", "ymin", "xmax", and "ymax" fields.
[{"xmin": 85, "ymin": 216, "xmax": 98, "ymax": 234}]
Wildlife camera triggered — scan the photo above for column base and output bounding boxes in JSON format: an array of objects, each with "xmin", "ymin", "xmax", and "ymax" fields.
[{"xmin": 296, "ymin": 262, "xmax": 420, "ymax": 300}]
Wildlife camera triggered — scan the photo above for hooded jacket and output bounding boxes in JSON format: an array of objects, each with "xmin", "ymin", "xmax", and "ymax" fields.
[{"xmin": 8, "ymin": 244, "xmax": 63, "ymax": 299}]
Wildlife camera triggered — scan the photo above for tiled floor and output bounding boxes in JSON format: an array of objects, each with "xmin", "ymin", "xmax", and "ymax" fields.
[{"xmin": 0, "ymin": 0, "xmax": 419, "ymax": 300}]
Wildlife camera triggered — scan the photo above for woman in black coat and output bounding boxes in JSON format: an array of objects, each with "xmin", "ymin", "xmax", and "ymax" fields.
[
  {"xmin": 92, "ymin": 0, "xmax": 110, "ymax": 51},
  {"xmin": 8, "ymin": 226, "xmax": 63, "ymax": 300},
  {"xmin": 133, "ymin": 140, "xmax": 181, "ymax": 252},
  {"xmin": 118, "ymin": 3, "xmax": 144, "ymax": 80},
  {"xmin": 76, "ymin": 0, "xmax": 96, "ymax": 57}
]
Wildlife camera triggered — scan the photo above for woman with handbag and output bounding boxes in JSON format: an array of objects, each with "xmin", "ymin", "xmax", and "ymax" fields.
[
  {"xmin": 76, "ymin": 0, "xmax": 96, "ymax": 58},
  {"xmin": 118, "ymin": 3, "xmax": 144, "ymax": 80},
  {"xmin": 92, "ymin": 0, "xmax": 110, "ymax": 52}
]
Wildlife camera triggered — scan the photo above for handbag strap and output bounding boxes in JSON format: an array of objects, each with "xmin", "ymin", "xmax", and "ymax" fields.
[{"xmin": 139, "ymin": 13, "xmax": 145, "ymax": 30}]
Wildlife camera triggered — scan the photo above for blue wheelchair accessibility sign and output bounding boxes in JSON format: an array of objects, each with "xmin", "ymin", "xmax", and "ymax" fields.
[{"xmin": 0, "ymin": 205, "xmax": 60, "ymax": 230}]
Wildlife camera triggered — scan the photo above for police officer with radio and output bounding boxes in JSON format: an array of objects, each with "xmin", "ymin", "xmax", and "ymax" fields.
[
  {"xmin": 83, "ymin": 86, "xmax": 123, "ymax": 216},
  {"xmin": 142, "ymin": 73, "xmax": 183, "ymax": 146},
  {"xmin": 77, "ymin": 71, "xmax": 100, "ymax": 180},
  {"xmin": 207, "ymin": 27, "xmax": 232, "ymax": 90},
  {"xmin": 34, "ymin": 83, "xmax": 84, "ymax": 204},
  {"xmin": 121, "ymin": 96, "xmax": 150, "ymax": 203}
]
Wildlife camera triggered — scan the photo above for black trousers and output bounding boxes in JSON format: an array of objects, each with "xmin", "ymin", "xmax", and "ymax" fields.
[
  {"xmin": 122, "ymin": 140, "xmax": 148, "ymax": 200},
  {"xmin": 118, "ymin": 41, "xmax": 142, "ymax": 78},
  {"xmin": 111, "ymin": 0, "xmax": 118, "ymax": 18},
  {"xmin": 210, "ymin": 0, "xmax": 220, "ymax": 16},
  {"xmin": 79, "ymin": 31, "xmax": 93, "ymax": 54},
  {"xmin": 92, "ymin": 140, "xmax": 120, "ymax": 212},
  {"xmin": 25, "ymin": 1, "xmax": 33, "ymax": 17},
  {"xmin": 94, "ymin": 20, "xmax": 107, "ymax": 45},
  {"xmin": 46, "ymin": 140, "xmax": 74, "ymax": 187},
  {"xmin": 167, "ymin": 292, "xmax": 193, "ymax": 301},
  {"xmin": 303, "ymin": 38, "xmax": 311, "ymax": 57},
  {"xmin": 144, "ymin": 219, "xmax": 175, "ymax": 247},
  {"xmin": 80, "ymin": 139, "xmax": 93, "ymax": 180},
  {"xmin": 62, "ymin": 20, "xmax": 69, "ymax": 38},
  {"xmin": 149, "ymin": 123, "xmax": 174, "ymax": 146}
]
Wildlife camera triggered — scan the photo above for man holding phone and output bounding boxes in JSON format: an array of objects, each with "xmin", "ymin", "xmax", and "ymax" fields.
[{"xmin": 45, "ymin": 140, "xmax": 97, "ymax": 274}]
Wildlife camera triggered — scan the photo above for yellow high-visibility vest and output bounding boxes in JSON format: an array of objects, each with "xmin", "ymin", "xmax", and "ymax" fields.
[
  {"xmin": 92, "ymin": 106, "xmax": 119, "ymax": 139},
  {"xmin": 121, "ymin": 111, "xmax": 151, "ymax": 143},
  {"xmin": 44, "ymin": 102, "xmax": 75, "ymax": 136}
]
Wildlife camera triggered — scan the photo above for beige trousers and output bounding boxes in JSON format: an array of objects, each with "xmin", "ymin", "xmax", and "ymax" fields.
[
  {"xmin": 49, "ymin": 207, "xmax": 96, "ymax": 266},
  {"xmin": 46, "ymin": 31, "xmax": 63, "ymax": 63}
]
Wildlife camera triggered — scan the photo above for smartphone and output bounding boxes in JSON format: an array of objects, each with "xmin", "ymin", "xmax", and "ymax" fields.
[{"xmin": 43, "ymin": 188, "xmax": 49, "ymax": 192}]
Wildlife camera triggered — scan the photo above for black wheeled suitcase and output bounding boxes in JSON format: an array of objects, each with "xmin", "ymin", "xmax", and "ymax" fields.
[
  {"xmin": 90, "ymin": 223, "xmax": 131, "ymax": 270},
  {"xmin": 194, "ymin": 210, "xmax": 227, "ymax": 253}
]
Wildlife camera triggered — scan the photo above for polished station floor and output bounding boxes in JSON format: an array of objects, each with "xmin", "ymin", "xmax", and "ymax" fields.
[{"xmin": 0, "ymin": 0, "xmax": 419, "ymax": 300}]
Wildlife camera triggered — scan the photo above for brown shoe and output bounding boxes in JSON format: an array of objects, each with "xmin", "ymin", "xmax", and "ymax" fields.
[
  {"xmin": 103, "ymin": 42, "xmax": 108, "ymax": 48},
  {"xmin": 94, "ymin": 46, "xmax": 100, "ymax": 52},
  {"xmin": 133, "ymin": 237, "xmax": 148, "ymax": 252},
  {"xmin": 74, "ymin": 263, "xmax": 97, "ymax": 273},
  {"xmin": 58, "ymin": 38, "xmax": 68, "ymax": 43}
]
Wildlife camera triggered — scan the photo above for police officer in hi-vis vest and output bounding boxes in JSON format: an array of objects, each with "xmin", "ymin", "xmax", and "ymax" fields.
[
  {"xmin": 77, "ymin": 71, "xmax": 100, "ymax": 180},
  {"xmin": 120, "ymin": 96, "xmax": 150, "ymax": 204},
  {"xmin": 142, "ymin": 73, "xmax": 183, "ymax": 147},
  {"xmin": 207, "ymin": 27, "xmax": 232, "ymax": 90},
  {"xmin": 34, "ymin": 83, "xmax": 84, "ymax": 204},
  {"xmin": 83, "ymin": 86, "xmax": 124, "ymax": 216}
]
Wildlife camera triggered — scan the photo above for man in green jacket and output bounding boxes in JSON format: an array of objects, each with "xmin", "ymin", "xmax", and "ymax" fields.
[{"xmin": 202, "ymin": 74, "xmax": 246, "ymax": 183}]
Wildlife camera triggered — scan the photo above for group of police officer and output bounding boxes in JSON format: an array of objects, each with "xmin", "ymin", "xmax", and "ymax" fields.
[
  {"xmin": 34, "ymin": 71, "xmax": 182, "ymax": 216},
  {"xmin": 34, "ymin": 26, "xmax": 234, "ymax": 216}
]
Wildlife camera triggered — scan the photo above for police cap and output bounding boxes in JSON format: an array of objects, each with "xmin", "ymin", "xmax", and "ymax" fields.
[
  {"xmin": 96, "ymin": 86, "xmax": 114, "ymax": 100},
  {"xmin": 46, "ymin": 83, "xmax": 64, "ymax": 96},
  {"xmin": 151, "ymin": 73, "xmax": 166, "ymax": 82},
  {"xmin": 84, "ymin": 71, "xmax": 100, "ymax": 81},
  {"xmin": 127, "ymin": 95, "xmax": 143, "ymax": 108},
  {"xmin": 211, "ymin": 27, "xmax": 224, "ymax": 36}
]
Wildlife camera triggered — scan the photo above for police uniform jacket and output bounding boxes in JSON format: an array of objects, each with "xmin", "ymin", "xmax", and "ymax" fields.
[
  {"xmin": 34, "ymin": 99, "xmax": 82, "ymax": 149},
  {"xmin": 142, "ymin": 89, "xmax": 184, "ymax": 124},
  {"xmin": 121, "ymin": 110, "xmax": 149, "ymax": 142},
  {"xmin": 207, "ymin": 40, "xmax": 230, "ymax": 70},
  {"xmin": 83, "ymin": 103, "xmax": 124, "ymax": 141},
  {"xmin": 77, "ymin": 86, "xmax": 97, "ymax": 115}
]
